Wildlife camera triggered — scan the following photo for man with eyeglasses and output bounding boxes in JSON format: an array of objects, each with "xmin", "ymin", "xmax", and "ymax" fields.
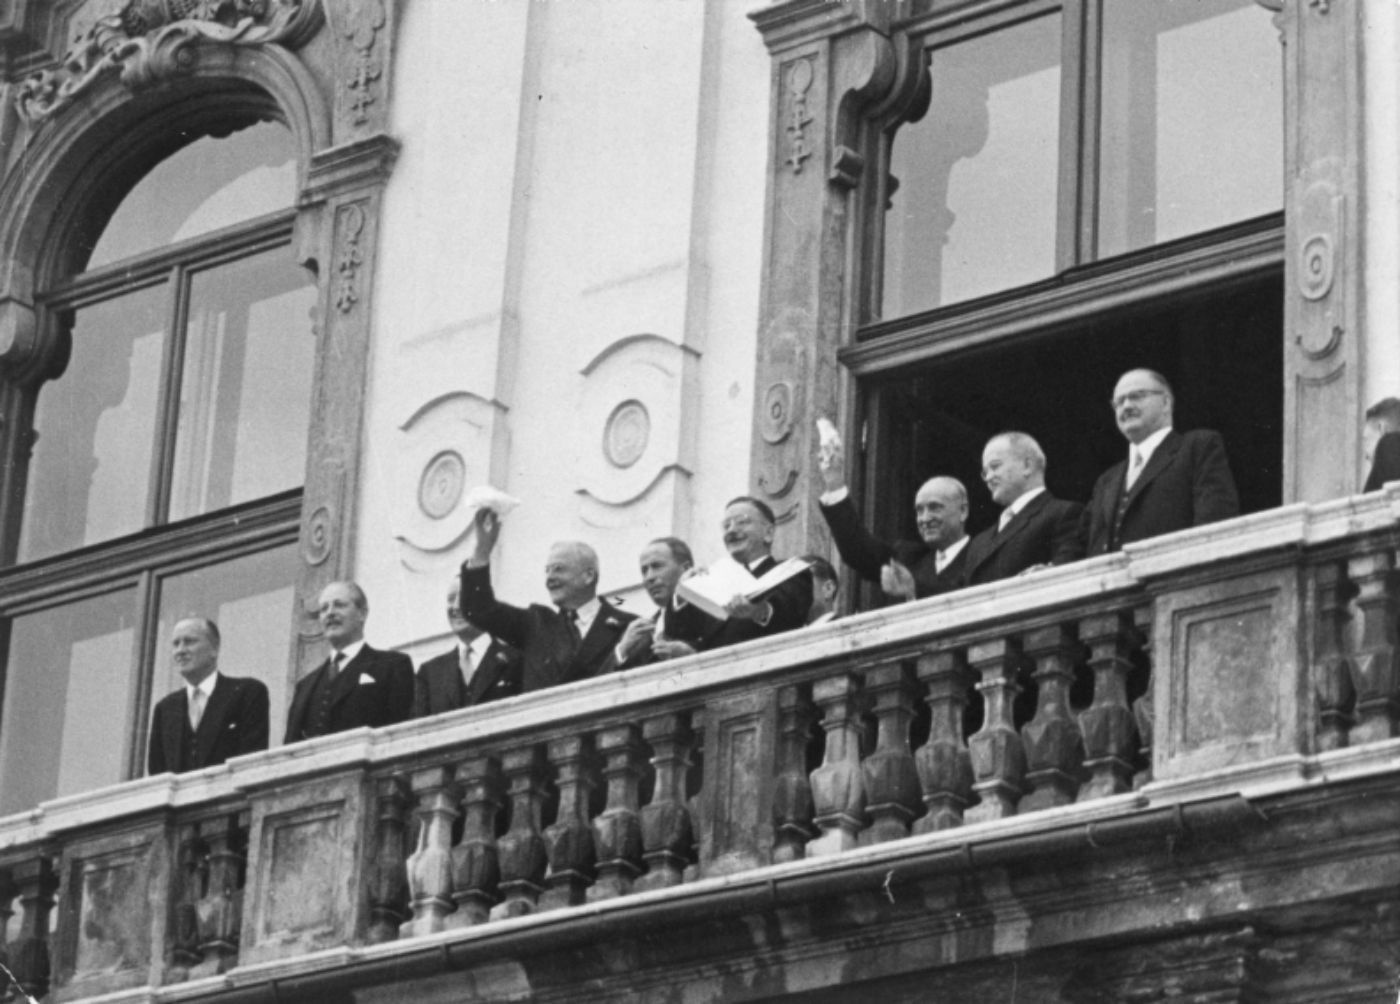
[{"xmin": 1081, "ymin": 368, "xmax": 1239, "ymax": 556}]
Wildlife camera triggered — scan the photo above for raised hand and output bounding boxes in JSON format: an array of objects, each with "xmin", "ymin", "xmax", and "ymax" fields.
[
  {"xmin": 817, "ymin": 422, "xmax": 847, "ymax": 493},
  {"xmin": 880, "ymin": 559, "xmax": 917, "ymax": 601},
  {"xmin": 469, "ymin": 508, "xmax": 501, "ymax": 566}
]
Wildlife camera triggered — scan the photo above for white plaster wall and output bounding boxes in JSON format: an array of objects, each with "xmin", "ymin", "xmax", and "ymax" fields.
[
  {"xmin": 1363, "ymin": 0, "xmax": 1400, "ymax": 408},
  {"xmin": 361, "ymin": 0, "xmax": 771, "ymax": 659}
]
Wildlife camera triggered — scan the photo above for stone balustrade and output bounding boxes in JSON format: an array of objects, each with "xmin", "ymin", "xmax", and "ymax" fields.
[{"xmin": 3, "ymin": 491, "xmax": 1400, "ymax": 1001}]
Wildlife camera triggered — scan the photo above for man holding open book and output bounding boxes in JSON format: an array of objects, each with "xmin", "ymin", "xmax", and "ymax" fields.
[{"xmin": 669, "ymin": 496, "xmax": 813, "ymax": 651}]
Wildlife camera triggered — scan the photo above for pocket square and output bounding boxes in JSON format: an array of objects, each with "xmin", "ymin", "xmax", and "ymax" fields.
[{"xmin": 358, "ymin": 673, "xmax": 376, "ymax": 684}]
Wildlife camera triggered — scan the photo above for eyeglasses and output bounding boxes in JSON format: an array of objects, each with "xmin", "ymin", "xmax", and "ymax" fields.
[{"xmin": 1111, "ymin": 388, "xmax": 1166, "ymax": 409}]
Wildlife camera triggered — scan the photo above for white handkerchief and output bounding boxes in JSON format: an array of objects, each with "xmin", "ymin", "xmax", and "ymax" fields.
[
  {"xmin": 358, "ymin": 673, "xmax": 376, "ymax": 684},
  {"xmin": 463, "ymin": 485, "xmax": 522, "ymax": 516}
]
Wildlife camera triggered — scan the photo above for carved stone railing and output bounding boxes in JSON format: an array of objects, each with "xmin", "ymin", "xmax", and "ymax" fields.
[{"xmin": 4, "ymin": 490, "xmax": 1400, "ymax": 1001}]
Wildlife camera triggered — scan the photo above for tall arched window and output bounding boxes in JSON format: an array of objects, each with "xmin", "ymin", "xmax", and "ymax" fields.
[{"xmin": 0, "ymin": 117, "xmax": 316, "ymax": 813}]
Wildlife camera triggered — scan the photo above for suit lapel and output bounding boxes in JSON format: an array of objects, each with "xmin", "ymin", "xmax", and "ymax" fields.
[
  {"xmin": 465, "ymin": 642, "xmax": 505, "ymax": 705},
  {"xmin": 571, "ymin": 607, "xmax": 625, "ymax": 676},
  {"xmin": 976, "ymin": 492, "xmax": 1049, "ymax": 568},
  {"xmin": 193, "ymin": 675, "xmax": 234, "ymax": 753},
  {"xmin": 1122, "ymin": 431, "xmax": 1181, "ymax": 511},
  {"xmin": 330, "ymin": 648, "xmax": 370, "ymax": 706},
  {"xmin": 163, "ymin": 692, "xmax": 189, "ymax": 770}
]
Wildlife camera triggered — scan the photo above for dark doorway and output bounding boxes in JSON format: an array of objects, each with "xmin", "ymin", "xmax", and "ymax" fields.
[{"xmin": 860, "ymin": 271, "xmax": 1283, "ymax": 548}]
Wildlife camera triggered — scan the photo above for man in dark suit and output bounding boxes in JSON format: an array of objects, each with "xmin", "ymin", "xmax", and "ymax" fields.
[
  {"xmin": 413, "ymin": 579, "xmax": 523, "ymax": 717},
  {"xmin": 613, "ymin": 537, "xmax": 721, "ymax": 671},
  {"xmin": 1363, "ymin": 397, "xmax": 1400, "ymax": 491},
  {"xmin": 669, "ymin": 496, "xmax": 813, "ymax": 651},
  {"xmin": 963, "ymin": 432, "xmax": 1084, "ymax": 585},
  {"xmin": 459, "ymin": 509, "xmax": 637, "ymax": 693},
  {"xmin": 804, "ymin": 555, "xmax": 840, "ymax": 625},
  {"xmin": 816, "ymin": 430, "xmax": 970, "ymax": 601},
  {"xmin": 148, "ymin": 617, "xmax": 269, "ymax": 774},
  {"xmin": 284, "ymin": 581, "xmax": 415, "ymax": 743},
  {"xmin": 1082, "ymin": 369, "xmax": 1239, "ymax": 556}
]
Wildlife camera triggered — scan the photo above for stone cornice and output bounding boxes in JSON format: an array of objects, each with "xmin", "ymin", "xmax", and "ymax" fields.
[
  {"xmin": 301, "ymin": 132, "xmax": 399, "ymax": 205},
  {"xmin": 749, "ymin": 0, "xmax": 889, "ymax": 54}
]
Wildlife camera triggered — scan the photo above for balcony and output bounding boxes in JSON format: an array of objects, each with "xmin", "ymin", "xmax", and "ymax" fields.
[{"xmin": 3, "ymin": 492, "xmax": 1400, "ymax": 1003}]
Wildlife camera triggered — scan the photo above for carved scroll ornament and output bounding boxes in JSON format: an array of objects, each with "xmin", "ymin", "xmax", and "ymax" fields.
[{"xmin": 16, "ymin": 0, "xmax": 323, "ymax": 124}]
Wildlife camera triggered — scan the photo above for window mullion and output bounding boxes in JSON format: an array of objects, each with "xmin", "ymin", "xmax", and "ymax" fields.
[
  {"xmin": 125, "ymin": 567, "xmax": 160, "ymax": 782},
  {"xmin": 1056, "ymin": 0, "xmax": 1094, "ymax": 271},
  {"xmin": 149, "ymin": 264, "xmax": 190, "ymax": 528}
]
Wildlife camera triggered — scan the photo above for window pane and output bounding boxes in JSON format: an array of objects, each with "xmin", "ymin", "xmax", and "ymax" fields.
[
  {"xmin": 155, "ymin": 544, "xmax": 298, "ymax": 747},
  {"xmin": 19, "ymin": 286, "xmax": 168, "ymax": 562},
  {"xmin": 87, "ymin": 121, "xmax": 296, "ymax": 269},
  {"xmin": 168, "ymin": 248, "xmax": 316, "ymax": 521},
  {"xmin": 0, "ymin": 589, "xmax": 138, "ymax": 815},
  {"xmin": 1098, "ymin": 0, "xmax": 1283, "ymax": 257},
  {"xmin": 883, "ymin": 14, "xmax": 1062, "ymax": 317}
]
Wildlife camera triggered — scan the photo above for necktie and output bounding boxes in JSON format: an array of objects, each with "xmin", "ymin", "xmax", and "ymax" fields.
[
  {"xmin": 328, "ymin": 651, "xmax": 345, "ymax": 681},
  {"xmin": 561, "ymin": 608, "xmax": 581, "ymax": 646},
  {"xmin": 459, "ymin": 645, "xmax": 474, "ymax": 679},
  {"xmin": 998, "ymin": 508, "xmax": 1015, "ymax": 533},
  {"xmin": 189, "ymin": 689, "xmax": 206, "ymax": 731},
  {"xmin": 1126, "ymin": 447, "xmax": 1146, "ymax": 490}
]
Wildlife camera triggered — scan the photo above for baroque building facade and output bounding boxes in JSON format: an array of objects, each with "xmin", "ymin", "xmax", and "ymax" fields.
[{"xmin": 0, "ymin": 0, "xmax": 1396, "ymax": 1001}]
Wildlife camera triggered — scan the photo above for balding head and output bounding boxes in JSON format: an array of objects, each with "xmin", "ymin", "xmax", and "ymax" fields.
[
  {"xmin": 982, "ymin": 432, "xmax": 1047, "ymax": 507},
  {"xmin": 546, "ymin": 541, "xmax": 599, "ymax": 609},
  {"xmin": 914, "ymin": 476, "xmax": 969, "ymax": 548}
]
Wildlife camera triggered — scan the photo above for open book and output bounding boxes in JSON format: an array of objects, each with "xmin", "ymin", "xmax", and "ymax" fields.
[{"xmin": 675, "ymin": 557, "xmax": 812, "ymax": 621}]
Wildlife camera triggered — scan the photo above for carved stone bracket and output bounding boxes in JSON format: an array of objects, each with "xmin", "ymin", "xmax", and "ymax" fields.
[{"xmin": 15, "ymin": 0, "xmax": 324, "ymax": 124}]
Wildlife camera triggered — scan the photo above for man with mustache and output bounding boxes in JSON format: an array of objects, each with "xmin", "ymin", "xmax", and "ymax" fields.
[
  {"xmin": 613, "ymin": 537, "xmax": 720, "ymax": 670},
  {"xmin": 963, "ymin": 432, "xmax": 1084, "ymax": 585},
  {"xmin": 148, "ymin": 617, "xmax": 268, "ymax": 774},
  {"xmin": 1081, "ymin": 369, "xmax": 1238, "ymax": 556},
  {"xmin": 669, "ymin": 496, "xmax": 812, "ymax": 651},
  {"xmin": 284, "ymin": 581, "xmax": 415, "ymax": 742},
  {"xmin": 817, "ymin": 431, "xmax": 971, "ymax": 602},
  {"xmin": 459, "ymin": 509, "xmax": 637, "ymax": 692}
]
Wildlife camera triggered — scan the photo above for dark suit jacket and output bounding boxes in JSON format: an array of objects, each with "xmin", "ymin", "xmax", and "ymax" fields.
[
  {"xmin": 1365, "ymin": 430, "xmax": 1400, "ymax": 492},
  {"xmin": 413, "ymin": 638, "xmax": 522, "ymax": 717},
  {"xmin": 669, "ymin": 554, "xmax": 813, "ymax": 652},
  {"xmin": 1082, "ymin": 429, "xmax": 1240, "ymax": 556},
  {"xmin": 283, "ymin": 644, "xmax": 415, "ymax": 743},
  {"xmin": 963, "ymin": 491, "xmax": 1085, "ymax": 586},
  {"xmin": 148, "ymin": 673, "xmax": 269, "ymax": 775},
  {"xmin": 819, "ymin": 495, "xmax": 969, "ymax": 599},
  {"xmin": 614, "ymin": 604, "xmax": 725, "ymax": 671},
  {"xmin": 458, "ymin": 564, "xmax": 638, "ymax": 693}
]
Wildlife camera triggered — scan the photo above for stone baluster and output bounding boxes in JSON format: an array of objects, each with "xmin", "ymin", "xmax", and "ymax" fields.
[
  {"xmin": 401, "ymin": 766, "xmax": 458, "ymax": 937},
  {"xmin": 914, "ymin": 649, "xmax": 975, "ymax": 833},
  {"xmin": 966, "ymin": 638, "xmax": 1026, "ymax": 823},
  {"xmin": 637, "ymin": 712, "xmax": 695, "ymax": 890},
  {"xmin": 808, "ymin": 673, "xmax": 866, "ymax": 855},
  {"xmin": 194, "ymin": 811, "xmax": 248, "ymax": 973},
  {"xmin": 589, "ymin": 725, "xmax": 645, "ymax": 901},
  {"xmin": 1021, "ymin": 625, "xmax": 1086, "ymax": 812},
  {"xmin": 0, "ymin": 869, "xmax": 15, "ymax": 971},
  {"xmin": 1313, "ymin": 561, "xmax": 1356, "ymax": 750},
  {"xmin": 1132, "ymin": 605, "xmax": 1155, "ymax": 789},
  {"xmin": 448, "ymin": 755, "xmax": 503, "ymax": 927},
  {"xmin": 541, "ymin": 737, "xmax": 596, "ymax": 910},
  {"xmin": 1077, "ymin": 611, "xmax": 1142, "ymax": 800},
  {"xmin": 8, "ymin": 856, "xmax": 56, "ymax": 1001},
  {"xmin": 1346, "ymin": 550, "xmax": 1399, "ymax": 743},
  {"xmin": 367, "ymin": 776, "xmax": 411, "ymax": 944},
  {"xmin": 170, "ymin": 825, "xmax": 206, "ymax": 974},
  {"xmin": 772, "ymin": 685, "xmax": 818, "ymax": 862},
  {"xmin": 860, "ymin": 660, "xmax": 922, "ymax": 843},
  {"xmin": 490, "ymin": 747, "xmax": 550, "ymax": 921},
  {"xmin": 685, "ymin": 710, "xmax": 705, "ymax": 883}
]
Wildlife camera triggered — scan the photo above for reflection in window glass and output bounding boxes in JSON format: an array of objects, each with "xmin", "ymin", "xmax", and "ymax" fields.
[
  {"xmin": 19, "ymin": 286, "xmax": 168, "ymax": 562},
  {"xmin": 1098, "ymin": 0, "xmax": 1282, "ymax": 257},
  {"xmin": 154, "ymin": 543, "xmax": 298, "ymax": 745},
  {"xmin": 87, "ymin": 121, "xmax": 296, "ymax": 269},
  {"xmin": 883, "ymin": 14, "xmax": 1061, "ymax": 317},
  {"xmin": 169, "ymin": 248, "xmax": 317, "ymax": 522},
  {"xmin": 0, "ymin": 590, "xmax": 137, "ymax": 814}
]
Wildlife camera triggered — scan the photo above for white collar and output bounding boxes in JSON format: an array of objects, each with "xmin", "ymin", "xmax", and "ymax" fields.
[
  {"xmin": 1005, "ymin": 486, "xmax": 1046, "ymax": 518},
  {"xmin": 937, "ymin": 535, "xmax": 969, "ymax": 565},
  {"xmin": 332, "ymin": 639, "xmax": 367, "ymax": 664},
  {"xmin": 185, "ymin": 672, "xmax": 218, "ymax": 702},
  {"xmin": 461, "ymin": 634, "xmax": 494, "ymax": 662},
  {"xmin": 566, "ymin": 597, "xmax": 603, "ymax": 631},
  {"xmin": 1131, "ymin": 425, "xmax": 1173, "ymax": 466}
]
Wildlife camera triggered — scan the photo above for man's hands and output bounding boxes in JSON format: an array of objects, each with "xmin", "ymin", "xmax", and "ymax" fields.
[
  {"xmin": 818, "ymin": 430, "xmax": 847, "ymax": 493},
  {"xmin": 880, "ymin": 559, "xmax": 916, "ymax": 601},
  {"xmin": 725, "ymin": 594, "xmax": 772, "ymax": 624},
  {"xmin": 467, "ymin": 508, "xmax": 501, "ymax": 567},
  {"xmin": 651, "ymin": 638, "xmax": 697, "ymax": 660},
  {"xmin": 617, "ymin": 617, "xmax": 655, "ymax": 660}
]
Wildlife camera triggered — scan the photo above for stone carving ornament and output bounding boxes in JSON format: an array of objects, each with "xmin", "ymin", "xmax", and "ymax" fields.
[{"xmin": 15, "ymin": 0, "xmax": 323, "ymax": 123}]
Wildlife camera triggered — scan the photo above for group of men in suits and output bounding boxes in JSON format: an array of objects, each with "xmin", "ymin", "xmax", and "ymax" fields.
[{"xmin": 820, "ymin": 368, "xmax": 1241, "ymax": 601}]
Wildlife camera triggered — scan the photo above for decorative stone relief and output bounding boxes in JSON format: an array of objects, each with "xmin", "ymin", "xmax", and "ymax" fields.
[
  {"xmin": 334, "ymin": 201, "xmax": 367, "ymax": 314},
  {"xmin": 1296, "ymin": 181, "xmax": 1345, "ymax": 359},
  {"xmin": 14, "ymin": 0, "xmax": 323, "ymax": 123},
  {"xmin": 784, "ymin": 56, "xmax": 815, "ymax": 174},
  {"xmin": 391, "ymin": 390, "xmax": 503, "ymax": 571},
  {"xmin": 752, "ymin": 310, "xmax": 808, "ymax": 518},
  {"xmin": 338, "ymin": 0, "xmax": 385, "ymax": 127},
  {"xmin": 574, "ymin": 334, "xmax": 693, "ymax": 516}
]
